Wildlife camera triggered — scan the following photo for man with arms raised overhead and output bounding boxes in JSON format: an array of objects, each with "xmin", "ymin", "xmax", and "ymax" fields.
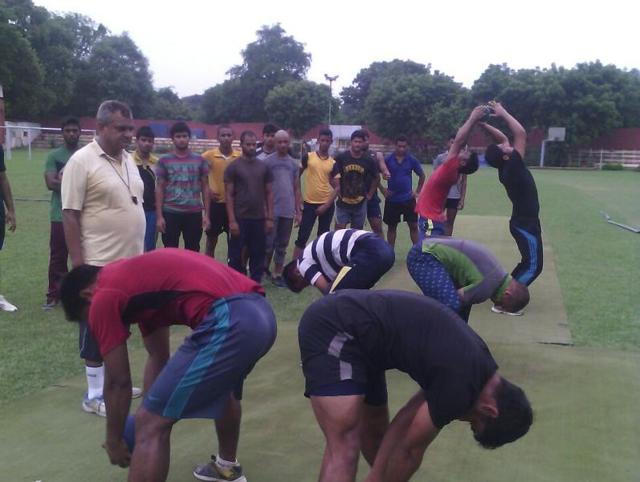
[
  {"xmin": 415, "ymin": 106, "xmax": 483, "ymax": 238},
  {"xmin": 299, "ymin": 289, "xmax": 533, "ymax": 482},
  {"xmin": 480, "ymin": 102, "xmax": 543, "ymax": 305},
  {"xmin": 432, "ymin": 133, "xmax": 468, "ymax": 236}
]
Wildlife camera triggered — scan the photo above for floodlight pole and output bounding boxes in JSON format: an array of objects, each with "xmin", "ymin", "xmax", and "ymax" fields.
[{"xmin": 324, "ymin": 74, "xmax": 339, "ymax": 125}]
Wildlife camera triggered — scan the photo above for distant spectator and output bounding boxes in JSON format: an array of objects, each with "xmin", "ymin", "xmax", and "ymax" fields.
[
  {"xmin": 293, "ymin": 128, "xmax": 336, "ymax": 261},
  {"xmin": 256, "ymin": 123, "xmax": 278, "ymax": 161},
  {"xmin": 133, "ymin": 126, "xmax": 158, "ymax": 252},
  {"xmin": 382, "ymin": 135, "xmax": 425, "ymax": 248},
  {"xmin": 202, "ymin": 125, "xmax": 241, "ymax": 259},
  {"xmin": 155, "ymin": 122, "xmax": 210, "ymax": 252},
  {"xmin": 331, "ymin": 130, "xmax": 378, "ymax": 230},
  {"xmin": 263, "ymin": 130, "xmax": 301, "ymax": 286},
  {"xmin": 43, "ymin": 117, "xmax": 81, "ymax": 310},
  {"xmin": 0, "ymin": 144, "xmax": 17, "ymax": 312},
  {"xmin": 225, "ymin": 131, "xmax": 274, "ymax": 282}
]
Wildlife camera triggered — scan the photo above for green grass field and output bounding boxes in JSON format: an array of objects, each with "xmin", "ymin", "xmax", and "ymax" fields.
[{"xmin": 0, "ymin": 148, "xmax": 638, "ymax": 481}]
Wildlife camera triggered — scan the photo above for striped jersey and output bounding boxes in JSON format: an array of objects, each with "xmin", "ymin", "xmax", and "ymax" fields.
[{"xmin": 298, "ymin": 229, "xmax": 373, "ymax": 285}]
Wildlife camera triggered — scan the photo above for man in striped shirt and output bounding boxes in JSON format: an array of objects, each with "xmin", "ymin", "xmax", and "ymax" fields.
[{"xmin": 282, "ymin": 229, "xmax": 394, "ymax": 294}]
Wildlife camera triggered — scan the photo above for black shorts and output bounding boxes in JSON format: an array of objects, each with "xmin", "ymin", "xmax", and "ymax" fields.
[
  {"xmin": 383, "ymin": 198, "xmax": 418, "ymax": 225},
  {"xmin": 445, "ymin": 198, "xmax": 460, "ymax": 209},
  {"xmin": 367, "ymin": 193, "xmax": 382, "ymax": 219},
  {"xmin": 298, "ymin": 303, "xmax": 388, "ymax": 406},
  {"xmin": 207, "ymin": 202, "xmax": 229, "ymax": 237}
]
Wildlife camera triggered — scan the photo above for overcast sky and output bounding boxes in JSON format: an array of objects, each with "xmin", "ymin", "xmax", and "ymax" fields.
[{"xmin": 35, "ymin": 0, "xmax": 639, "ymax": 98}]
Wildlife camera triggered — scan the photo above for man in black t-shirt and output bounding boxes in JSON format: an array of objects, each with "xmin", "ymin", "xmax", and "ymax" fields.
[
  {"xmin": 481, "ymin": 103, "xmax": 543, "ymax": 309},
  {"xmin": 299, "ymin": 290, "xmax": 533, "ymax": 482},
  {"xmin": 330, "ymin": 130, "xmax": 378, "ymax": 230}
]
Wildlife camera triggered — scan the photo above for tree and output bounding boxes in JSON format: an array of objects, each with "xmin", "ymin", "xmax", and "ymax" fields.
[
  {"xmin": 341, "ymin": 59, "xmax": 429, "ymax": 123},
  {"xmin": 0, "ymin": 22, "xmax": 46, "ymax": 119},
  {"xmin": 364, "ymin": 72, "xmax": 469, "ymax": 142},
  {"xmin": 69, "ymin": 33, "xmax": 155, "ymax": 117},
  {"xmin": 471, "ymin": 61, "xmax": 640, "ymax": 146},
  {"xmin": 149, "ymin": 87, "xmax": 192, "ymax": 120},
  {"xmin": 202, "ymin": 24, "xmax": 311, "ymax": 122},
  {"xmin": 265, "ymin": 80, "xmax": 337, "ymax": 137}
]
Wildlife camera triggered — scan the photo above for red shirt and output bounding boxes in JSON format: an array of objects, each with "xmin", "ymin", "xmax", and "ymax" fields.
[
  {"xmin": 88, "ymin": 248, "xmax": 265, "ymax": 356},
  {"xmin": 416, "ymin": 157, "xmax": 460, "ymax": 222}
]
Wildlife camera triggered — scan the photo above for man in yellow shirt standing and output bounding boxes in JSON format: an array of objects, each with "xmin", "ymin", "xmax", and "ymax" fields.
[
  {"xmin": 202, "ymin": 125, "xmax": 241, "ymax": 259},
  {"xmin": 292, "ymin": 128, "xmax": 336, "ymax": 260}
]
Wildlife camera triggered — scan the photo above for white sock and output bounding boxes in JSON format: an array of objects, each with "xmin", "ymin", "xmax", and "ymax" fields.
[
  {"xmin": 86, "ymin": 365, "xmax": 104, "ymax": 399},
  {"xmin": 216, "ymin": 454, "xmax": 238, "ymax": 468}
]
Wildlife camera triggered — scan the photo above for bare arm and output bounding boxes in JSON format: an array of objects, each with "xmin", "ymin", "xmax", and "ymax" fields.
[
  {"xmin": 102, "ymin": 343, "xmax": 133, "ymax": 468},
  {"xmin": 416, "ymin": 172, "xmax": 426, "ymax": 197},
  {"xmin": 155, "ymin": 179, "xmax": 166, "ymax": 233},
  {"xmin": 449, "ymin": 106, "xmax": 486, "ymax": 159},
  {"xmin": 478, "ymin": 122, "xmax": 509, "ymax": 145},
  {"xmin": 0, "ymin": 172, "xmax": 16, "ymax": 231},
  {"xmin": 44, "ymin": 171, "xmax": 61, "ymax": 192},
  {"xmin": 366, "ymin": 173, "xmax": 380, "ymax": 201},
  {"xmin": 63, "ymin": 209, "xmax": 84, "ymax": 267},
  {"xmin": 142, "ymin": 327, "xmax": 170, "ymax": 393},
  {"xmin": 225, "ymin": 182, "xmax": 239, "ymax": 237},
  {"xmin": 313, "ymin": 274, "xmax": 332, "ymax": 295},
  {"xmin": 201, "ymin": 177, "xmax": 210, "ymax": 230},
  {"xmin": 492, "ymin": 102, "xmax": 527, "ymax": 156},
  {"xmin": 376, "ymin": 152, "xmax": 390, "ymax": 179},
  {"xmin": 365, "ymin": 392, "xmax": 440, "ymax": 482}
]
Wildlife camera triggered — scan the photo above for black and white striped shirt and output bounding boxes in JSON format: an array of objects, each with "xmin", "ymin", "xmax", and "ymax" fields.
[{"xmin": 298, "ymin": 229, "xmax": 373, "ymax": 285}]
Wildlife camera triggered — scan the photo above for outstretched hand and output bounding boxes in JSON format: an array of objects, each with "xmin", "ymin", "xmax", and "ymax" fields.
[{"xmin": 488, "ymin": 101, "xmax": 507, "ymax": 117}]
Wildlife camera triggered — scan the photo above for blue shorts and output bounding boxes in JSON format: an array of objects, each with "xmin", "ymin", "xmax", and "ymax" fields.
[
  {"xmin": 335, "ymin": 202, "xmax": 367, "ymax": 229},
  {"xmin": 406, "ymin": 243, "xmax": 461, "ymax": 313},
  {"xmin": 143, "ymin": 293, "xmax": 276, "ymax": 420},
  {"xmin": 418, "ymin": 216, "xmax": 446, "ymax": 239}
]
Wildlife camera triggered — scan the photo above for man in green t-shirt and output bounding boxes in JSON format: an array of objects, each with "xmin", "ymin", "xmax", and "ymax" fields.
[
  {"xmin": 43, "ymin": 117, "xmax": 81, "ymax": 309},
  {"xmin": 406, "ymin": 237, "xmax": 530, "ymax": 320}
]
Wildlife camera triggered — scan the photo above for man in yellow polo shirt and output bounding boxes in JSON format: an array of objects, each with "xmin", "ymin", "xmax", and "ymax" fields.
[
  {"xmin": 292, "ymin": 128, "xmax": 336, "ymax": 260},
  {"xmin": 62, "ymin": 99, "xmax": 145, "ymax": 416},
  {"xmin": 202, "ymin": 125, "xmax": 241, "ymax": 259}
]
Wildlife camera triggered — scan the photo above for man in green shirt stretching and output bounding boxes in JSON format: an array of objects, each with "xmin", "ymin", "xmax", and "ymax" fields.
[{"xmin": 406, "ymin": 237, "xmax": 530, "ymax": 320}]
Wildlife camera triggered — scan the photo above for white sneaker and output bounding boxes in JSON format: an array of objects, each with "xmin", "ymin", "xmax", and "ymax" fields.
[
  {"xmin": 131, "ymin": 387, "xmax": 143, "ymax": 399},
  {"xmin": 0, "ymin": 295, "xmax": 17, "ymax": 312},
  {"xmin": 491, "ymin": 304, "xmax": 524, "ymax": 316},
  {"xmin": 82, "ymin": 394, "xmax": 107, "ymax": 417}
]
